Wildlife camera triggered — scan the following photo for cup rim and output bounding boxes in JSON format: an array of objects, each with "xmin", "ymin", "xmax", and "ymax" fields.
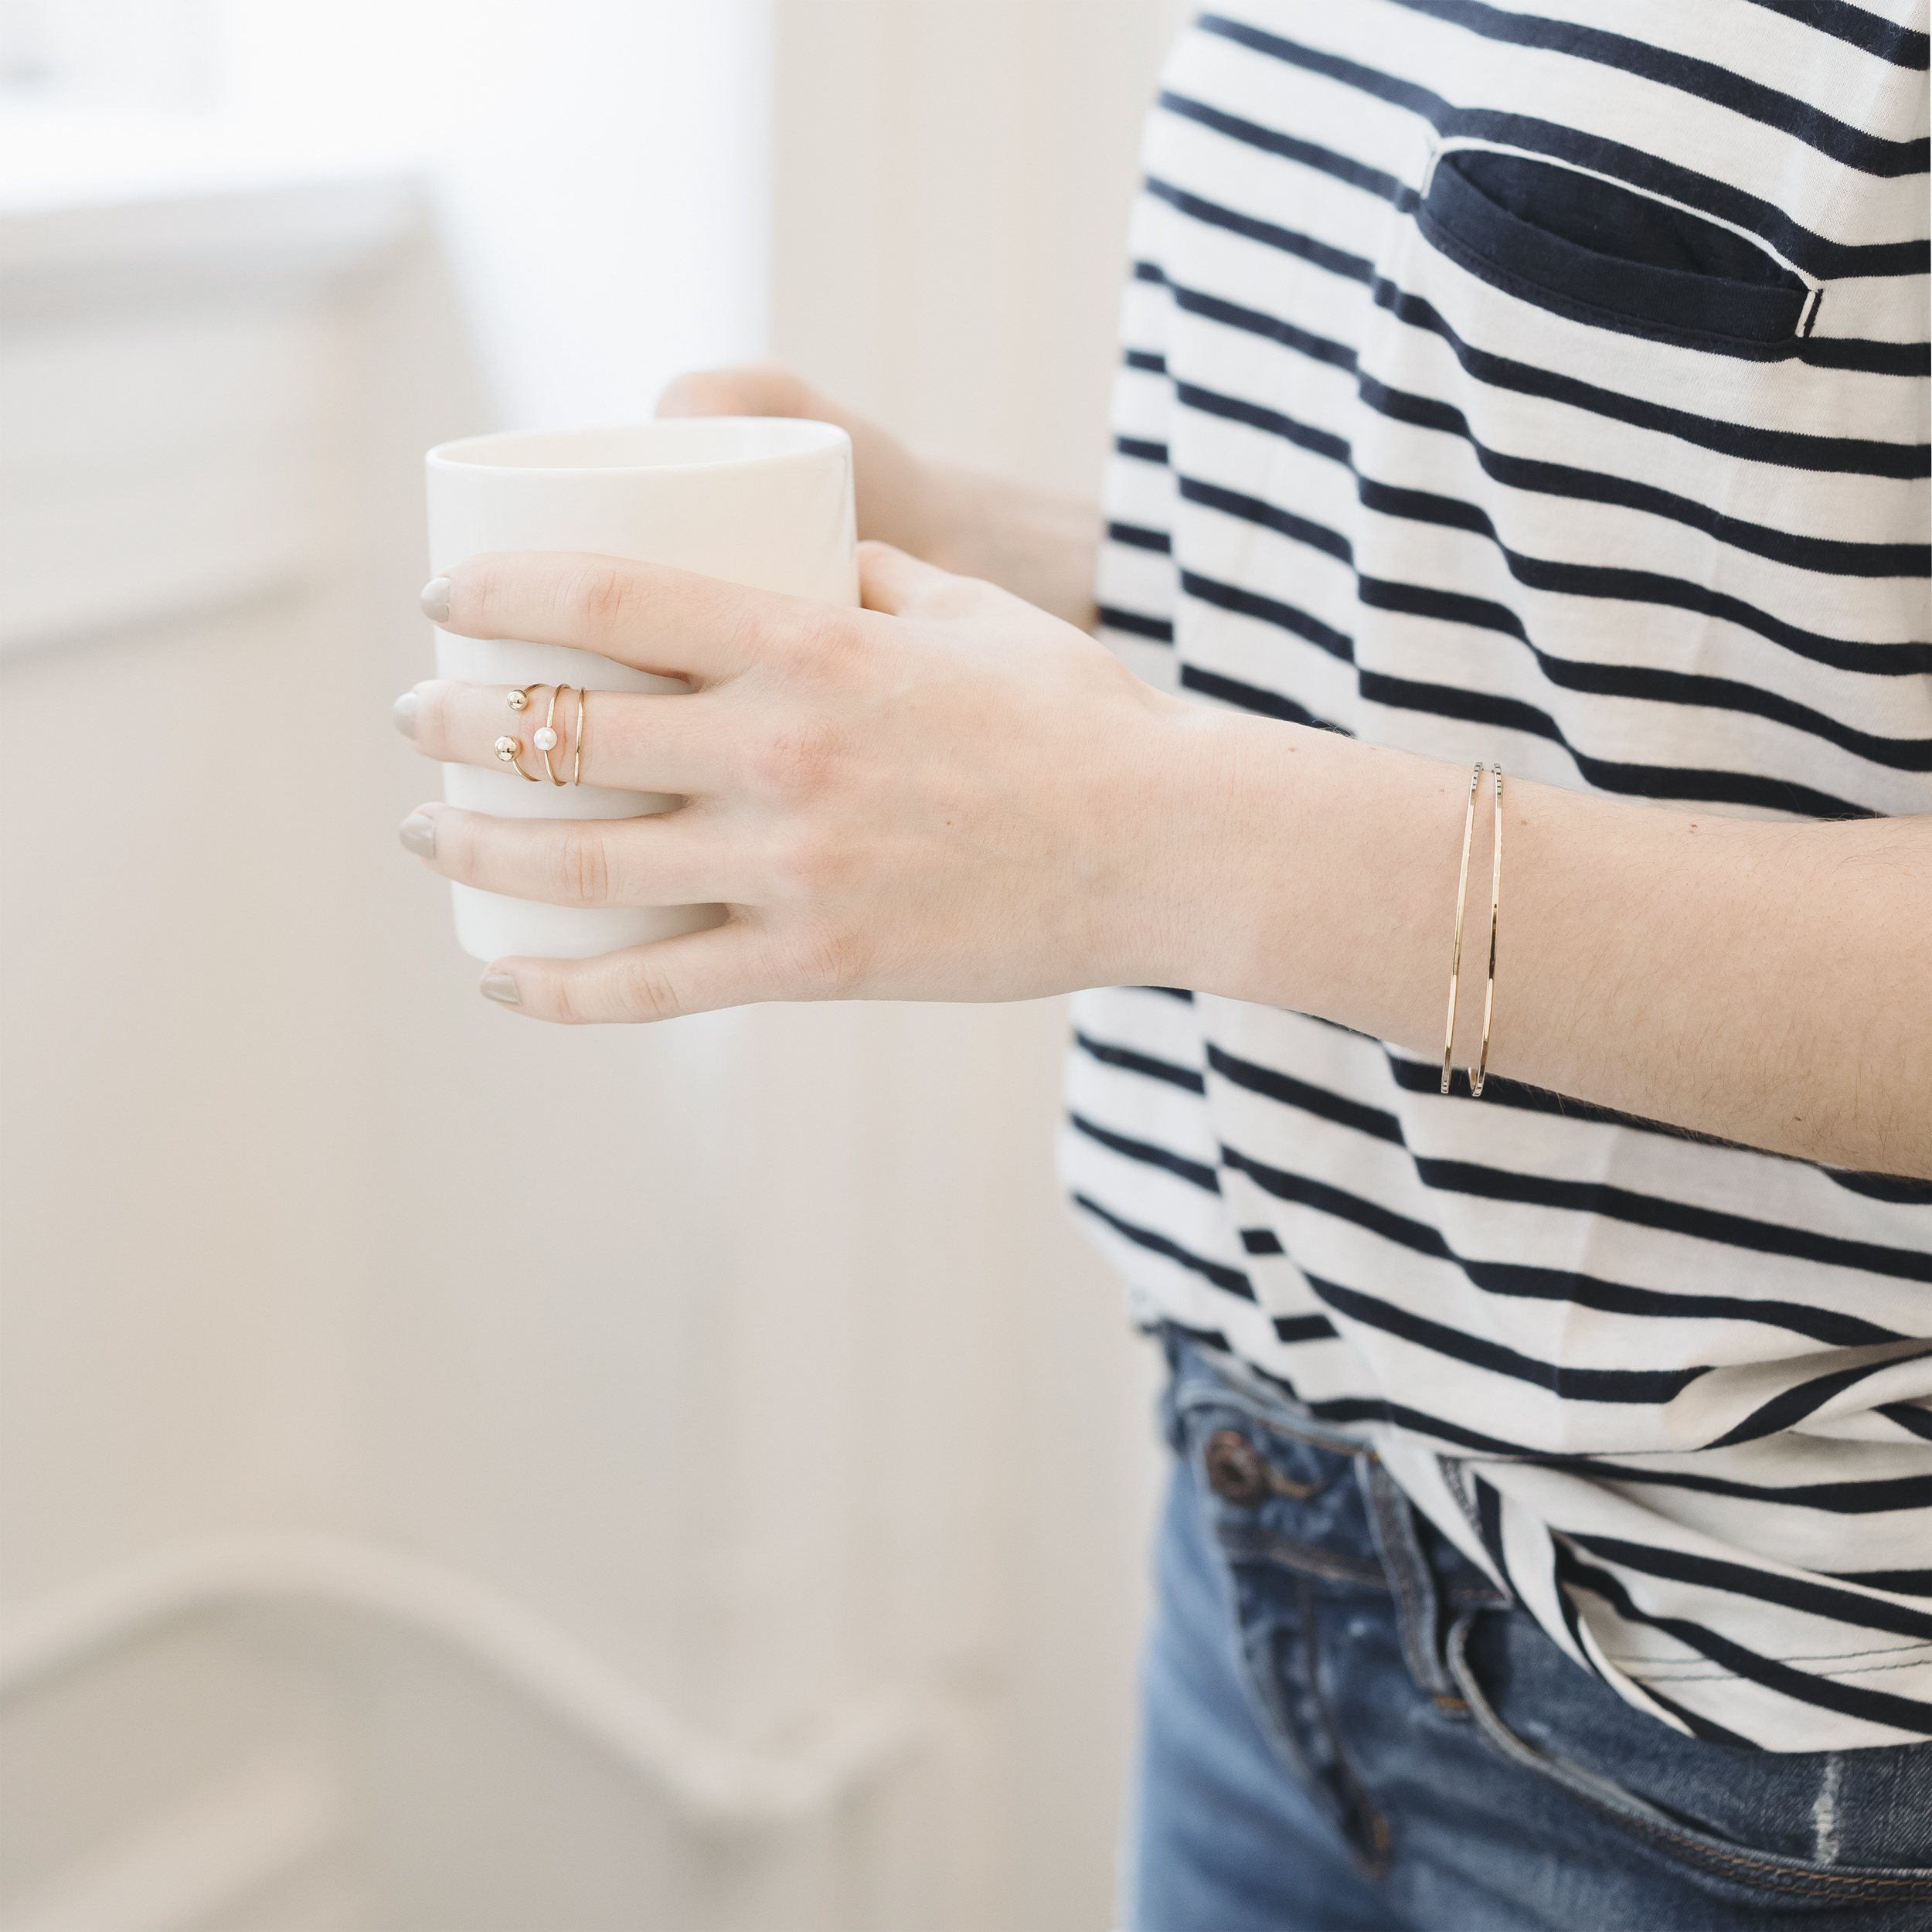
[{"xmin": 426, "ymin": 417, "xmax": 849, "ymax": 478}]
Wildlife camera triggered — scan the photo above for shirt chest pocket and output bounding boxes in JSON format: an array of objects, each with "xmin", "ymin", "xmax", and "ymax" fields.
[{"xmin": 1415, "ymin": 145, "xmax": 1818, "ymax": 349}]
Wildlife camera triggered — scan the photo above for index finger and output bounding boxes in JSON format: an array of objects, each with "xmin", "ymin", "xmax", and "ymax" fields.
[{"xmin": 427, "ymin": 552, "xmax": 821, "ymax": 685}]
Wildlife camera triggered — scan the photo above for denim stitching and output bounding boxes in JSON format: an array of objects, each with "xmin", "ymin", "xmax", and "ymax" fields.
[
  {"xmin": 1618, "ymin": 1655, "xmax": 1932, "ymax": 1684},
  {"xmin": 1219, "ymin": 1526, "xmax": 1390, "ymax": 1591},
  {"xmin": 1447, "ymin": 1613, "xmax": 1932, "ymax": 1900},
  {"xmin": 1600, "ymin": 1639, "xmax": 1932, "ymax": 1666}
]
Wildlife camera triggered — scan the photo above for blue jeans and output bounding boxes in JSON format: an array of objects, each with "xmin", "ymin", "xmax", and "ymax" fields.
[{"xmin": 1127, "ymin": 1333, "xmax": 1932, "ymax": 1930}]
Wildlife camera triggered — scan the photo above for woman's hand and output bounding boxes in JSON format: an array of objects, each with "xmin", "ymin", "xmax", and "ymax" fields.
[
  {"xmin": 397, "ymin": 543, "xmax": 1202, "ymax": 1022},
  {"xmin": 655, "ymin": 364, "xmax": 1101, "ymax": 629},
  {"xmin": 394, "ymin": 543, "xmax": 1932, "ymax": 1175}
]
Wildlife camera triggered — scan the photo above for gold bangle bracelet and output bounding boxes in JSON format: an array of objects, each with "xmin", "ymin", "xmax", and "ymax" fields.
[
  {"xmin": 1471, "ymin": 764, "xmax": 1502, "ymax": 1099},
  {"xmin": 1441, "ymin": 763, "xmax": 1481, "ymax": 1096}
]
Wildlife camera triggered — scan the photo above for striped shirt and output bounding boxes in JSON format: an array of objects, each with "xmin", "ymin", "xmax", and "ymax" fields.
[{"xmin": 1063, "ymin": 1, "xmax": 1931, "ymax": 1750}]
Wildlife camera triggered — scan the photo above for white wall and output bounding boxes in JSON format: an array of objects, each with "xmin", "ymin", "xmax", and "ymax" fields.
[{"xmin": 0, "ymin": 4, "xmax": 1184, "ymax": 1926}]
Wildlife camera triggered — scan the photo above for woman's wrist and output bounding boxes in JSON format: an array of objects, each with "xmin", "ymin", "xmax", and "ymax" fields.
[{"xmin": 1126, "ymin": 709, "xmax": 1470, "ymax": 1049}]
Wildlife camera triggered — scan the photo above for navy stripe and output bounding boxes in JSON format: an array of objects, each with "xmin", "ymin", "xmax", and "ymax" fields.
[
  {"xmin": 1167, "ymin": 275, "xmax": 1361, "ymax": 376},
  {"xmin": 1076, "ymin": 1029, "xmax": 1206, "ymax": 1094},
  {"xmin": 1207, "ymin": 1043, "xmax": 1403, "ymax": 1144},
  {"xmin": 1182, "ymin": 568, "xmax": 1355, "ymax": 660},
  {"xmin": 1373, "ymin": 278, "xmax": 1931, "ymax": 480},
  {"xmin": 1552, "ymin": 1462, "xmax": 1932, "ymax": 1517},
  {"xmin": 1380, "ymin": 0, "xmax": 1930, "ymax": 177},
  {"xmin": 1208, "ymin": 1043, "xmax": 1906, "ymax": 1351},
  {"xmin": 1151, "ymin": 249, "xmax": 1929, "ymax": 485},
  {"xmin": 1172, "ymin": 574, "xmax": 1891, "ymax": 814},
  {"xmin": 1175, "ymin": 377, "xmax": 1352, "ymax": 467},
  {"xmin": 1072, "ymin": 1192, "xmax": 1255, "ymax": 1298},
  {"xmin": 1070, "ymin": 1111, "xmax": 1221, "ymax": 1192},
  {"xmin": 1356, "ymin": 479, "xmax": 1932, "ymax": 681},
  {"xmin": 1181, "ymin": 474, "xmax": 1354, "ymax": 565},
  {"xmin": 1475, "ymin": 1477, "xmax": 1519, "ymax": 1597},
  {"xmin": 1157, "ymin": 90, "xmax": 1408, "ymax": 204},
  {"xmin": 1220, "ymin": 1143, "xmax": 1932, "ymax": 1366},
  {"xmin": 1558, "ymin": 1549, "xmax": 1932, "ymax": 1739},
  {"xmin": 1306, "ymin": 1268, "xmax": 1709, "ymax": 1403},
  {"xmin": 1147, "ymin": 175, "xmax": 1373, "ymax": 284},
  {"xmin": 1097, "ymin": 604, "xmax": 1174, "ymax": 643},
  {"xmin": 1179, "ymin": 660, "xmax": 1345, "ymax": 728},
  {"xmin": 1567, "ymin": 1534, "xmax": 1932, "ymax": 1642},
  {"xmin": 1741, "ymin": 0, "xmax": 1929, "ymax": 68},
  {"xmin": 1274, "ymin": 1313, "xmax": 1342, "ymax": 1343},
  {"xmin": 1164, "ymin": 90, "xmax": 1929, "ymax": 377},
  {"xmin": 1196, "ymin": 12, "xmax": 1930, "ymax": 279},
  {"xmin": 1464, "ymin": 1262, "xmax": 1903, "ymax": 1352},
  {"xmin": 1187, "ymin": 461, "xmax": 1932, "ymax": 678},
  {"xmin": 1416, "ymin": 1160, "xmax": 1932, "ymax": 1284},
  {"xmin": 1830, "ymin": 1570, "xmax": 1932, "ymax": 1597},
  {"xmin": 1167, "ymin": 87, "xmax": 1924, "ymax": 355},
  {"xmin": 1357, "ymin": 668, "xmax": 1878, "ymax": 818},
  {"xmin": 1705, "ymin": 1349, "xmax": 1932, "ymax": 1450},
  {"xmin": 1349, "ymin": 372, "xmax": 1930, "ymax": 579},
  {"xmin": 1176, "ymin": 355, "xmax": 1929, "ymax": 577}
]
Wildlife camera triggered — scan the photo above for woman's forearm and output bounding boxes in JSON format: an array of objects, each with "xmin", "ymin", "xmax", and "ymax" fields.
[{"xmin": 1152, "ymin": 713, "xmax": 1932, "ymax": 1179}]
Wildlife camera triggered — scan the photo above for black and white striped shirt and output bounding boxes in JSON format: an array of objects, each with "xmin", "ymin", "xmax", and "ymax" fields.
[{"xmin": 1063, "ymin": 0, "xmax": 1931, "ymax": 1750}]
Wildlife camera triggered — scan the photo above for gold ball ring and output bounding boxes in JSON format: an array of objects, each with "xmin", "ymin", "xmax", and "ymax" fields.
[
  {"xmin": 493, "ymin": 734, "xmax": 539, "ymax": 782},
  {"xmin": 506, "ymin": 684, "xmax": 539, "ymax": 713}
]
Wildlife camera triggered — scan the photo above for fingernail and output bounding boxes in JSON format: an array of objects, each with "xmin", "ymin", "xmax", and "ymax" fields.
[
  {"xmin": 420, "ymin": 577, "xmax": 451, "ymax": 623},
  {"xmin": 480, "ymin": 971, "xmax": 521, "ymax": 1006},
  {"xmin": 397, "ymin": 811, "xmax": 436, "ymax": 858},
  {"xmin": 393, "ymin": 691, "xmax": 419, "ymax": 737}
]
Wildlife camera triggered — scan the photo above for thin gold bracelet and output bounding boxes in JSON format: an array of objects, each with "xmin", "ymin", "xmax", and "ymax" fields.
[
  {"xmin": 1441, "ymin": 763, "xmax": 1482, "ymax": 1096},
  {"xmin": 1471, "ymin": 764, "xmax": 1502, "ymax": 1099}
]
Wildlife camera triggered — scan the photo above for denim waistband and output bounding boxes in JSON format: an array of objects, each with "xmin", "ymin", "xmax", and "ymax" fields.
[{"xmin": 1158, "ymin": 1326, "xmax": 1509, "ymax": 1706}]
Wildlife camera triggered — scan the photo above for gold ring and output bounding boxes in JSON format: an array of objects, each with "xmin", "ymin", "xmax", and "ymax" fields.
[
  {"xmin": 506, "ymin": 684, "xmax": 539, "ymax": 713},
  {"xmin": 536, "ymin": 684, "xmax": 571, "ymax": 786},
  {"xmin": 493, "ymin": 734, "xmax": 539, "ymax": 782},
  {"xmin": 573, "ymin": 686, "xmax": 587, "ymax": 785}
]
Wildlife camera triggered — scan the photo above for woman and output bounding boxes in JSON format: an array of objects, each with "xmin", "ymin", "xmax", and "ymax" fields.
[{"xmin": 393, "ymin": 4, "xmax": 1930, "ymax": 1924}]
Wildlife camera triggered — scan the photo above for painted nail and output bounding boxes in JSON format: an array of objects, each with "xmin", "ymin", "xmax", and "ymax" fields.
[
  {"xmin": 480, "ymin": 971, "xmax": 521, "ymax": 1006},
  {"xmin": 393, "ymin": 691, "xmax": 419, "ymax": 737},
  {"xmin": 397, "ymin": 811, "xmax": 437, "ymax": 858},
  {"xmin": 420, "ymin": 577, "xmax": 452, "ymax": 623}
]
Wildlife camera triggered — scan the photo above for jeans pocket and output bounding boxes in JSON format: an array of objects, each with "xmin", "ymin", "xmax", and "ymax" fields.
[{"xmin": 1446, "ymin": 1614, "xmax": 1932, "ymax": 1912}]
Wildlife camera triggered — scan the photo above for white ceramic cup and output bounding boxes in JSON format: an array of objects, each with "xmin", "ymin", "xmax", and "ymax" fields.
[{"xmin": 424, "ymin": 418, "xmax": 859, "ymax": 962}]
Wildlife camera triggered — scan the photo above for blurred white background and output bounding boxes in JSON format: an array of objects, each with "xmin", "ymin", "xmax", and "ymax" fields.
[{"xmin": 0, "ymin": 2, "xmax": 1190, "ymax": 1928}]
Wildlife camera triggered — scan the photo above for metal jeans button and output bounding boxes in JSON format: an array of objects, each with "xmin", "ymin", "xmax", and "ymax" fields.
[{"xmin": 1204, "ymin": 1429, "xmax": 1274, "ymax": 1505}]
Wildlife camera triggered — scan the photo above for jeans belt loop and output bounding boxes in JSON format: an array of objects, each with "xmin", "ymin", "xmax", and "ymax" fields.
[{"xmin": 1356, "ymin": 1454, "xmax": 1461, "ymax": 1704}]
